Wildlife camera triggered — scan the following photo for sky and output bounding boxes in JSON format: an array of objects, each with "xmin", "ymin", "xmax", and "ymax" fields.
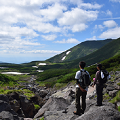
[{"xmin": 0, "ymin": 0, "xmax": 120, "ymax": 64}]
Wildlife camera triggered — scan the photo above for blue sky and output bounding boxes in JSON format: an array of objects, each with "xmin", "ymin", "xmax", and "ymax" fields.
[{"xmin": 0, "ymin": 0, "xmax": 120, "ymax": 64}]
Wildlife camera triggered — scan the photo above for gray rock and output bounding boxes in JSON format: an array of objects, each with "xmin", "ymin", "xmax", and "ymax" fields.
[
  {"xmin": 44, "ymin": 103, "xmax": 77, "ymax": 120},
  {"xmin": 34, "ymin": 97, "xmax": 71, "ymax": 118},
  {"xmin": 10, "ymin": 99, "xmax": 20, "ymax": 112},
  {"xmin": 0, "ymin": 100, "xmax": 11, "ymax": 112},
  {"xmin": 75, "ymin": 105, "xmax": 120, "ymax": 120},
  {"xmin": 109, "ymin": 90, "xmax": 118, "ymax": 97},
  {"xmin": 20, "ymin": 95, "xmax": 35, "ymax": 118},
  {"xmin": 0, "ymin": 111, "xmax": 23, "ymax": 120},
  {"xmin": 106, "ymin": 86, "xmax": 115, "ymax": 93},
  {"xmin": 117, "ymin": 102, "xmax": 120, "ymax": 107},
  {"xmin": 39, "ymin": 90, "xmax": 48, "ymax": 98},
  {"xmin": 0, "ymin": 94, "xmax": 9, "ymax": 103}
]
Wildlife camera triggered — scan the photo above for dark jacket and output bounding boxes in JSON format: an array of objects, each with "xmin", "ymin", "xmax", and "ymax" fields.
[{"xmin": 94, "ymin": 70, "xmax": 101, "ymax": 85}]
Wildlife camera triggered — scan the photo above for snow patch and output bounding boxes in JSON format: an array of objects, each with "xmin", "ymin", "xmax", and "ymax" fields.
[
  {"xmin": 66, "ymin": 51, "xmax": 71, "ymax": 55},
  {"xmin": 38, "ymin": 63, "xmax": 46, "ymax": 65},
  {"xmin": 32, "ymin": 66, "xmax": 38, "ymax": 68},
  {"xmin": 62, "ymin": 56, "xmax": 66, "ymax": 61},
  {"xmin": 37, "ymin": 70, "xmax": 44, "ymax": 72},
  {"xmin": 61, "ymin": 51, "xmax": 71, "ymax": 61},
  {"xmin": 1, "ymin": 72, "xmax": 29, "ymax": 75}
]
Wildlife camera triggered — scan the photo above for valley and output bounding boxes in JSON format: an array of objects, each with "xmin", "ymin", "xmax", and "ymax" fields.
[{"xmin": 0, "ymin": 38, "xmax": 120, "ymax": 119}]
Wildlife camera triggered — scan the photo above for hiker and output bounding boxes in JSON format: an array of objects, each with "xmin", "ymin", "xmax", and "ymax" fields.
[
  {"xmin": 92, "ymin": 63, "xmax": 110, "ymax": 106},
  {"xmin": 73, "ymin": 61, "xmax": 90, "ymax": 115}
]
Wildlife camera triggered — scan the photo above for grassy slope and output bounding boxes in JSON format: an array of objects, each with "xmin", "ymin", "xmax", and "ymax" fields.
[
  {"xmin": 38, "ymin": 38, "xmax": 120, "ymax": 70},
  {"xmin": 47, "ymin": 39, "xmax": 113, "ymax": 63},
  {"xmin": 66, "ymin": 37, "xmax": 120, "ymax": 68}
]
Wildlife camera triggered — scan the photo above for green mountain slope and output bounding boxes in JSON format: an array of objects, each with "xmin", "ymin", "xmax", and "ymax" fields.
[
  {"xmin": 47, "ymin": 39, "xmax": 113, "ymax": 63},
  {"xmin": 67, "ymin": 37, "xmax": 120, "ymax": 68},
  {"xmin": 38, "ymin": 37, "xmax": 120, "ymax": 70}
]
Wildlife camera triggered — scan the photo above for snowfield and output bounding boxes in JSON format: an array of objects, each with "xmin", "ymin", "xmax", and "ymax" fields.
[
  {"xmin": 1, "ymin": 72, "xmax": 29, "ymax": 75},
  {"xmin": 38, "ymin": 63, "xmax": 46, "ymax": 65}
]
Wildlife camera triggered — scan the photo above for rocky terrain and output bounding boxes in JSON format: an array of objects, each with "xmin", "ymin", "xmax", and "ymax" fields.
[{"xmin": 0, "ymin": 71, "xmax": 120, "ymax": 120}]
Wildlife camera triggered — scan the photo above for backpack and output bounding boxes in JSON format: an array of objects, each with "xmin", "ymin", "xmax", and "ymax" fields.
[
  {"xmin": 79, "ymin": 70, "xmax": 91, "ymax": 88},
  {"xmin": 100, "ymin": 70, "xmax": 109, "ymax": 84}
]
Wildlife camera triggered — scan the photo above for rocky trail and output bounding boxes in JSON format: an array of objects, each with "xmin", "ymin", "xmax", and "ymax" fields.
[{"xmin": 0, "ymin": 71, "xmax": 120, "ymax": 120}]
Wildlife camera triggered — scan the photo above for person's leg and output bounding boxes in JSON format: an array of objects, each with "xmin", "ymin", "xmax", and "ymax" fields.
[
  {"xmin": 81, "ymin": 91, "xmax": 87, "ymax": 113},
  {"xmin": 75, "ymin": 88, "xmax": 81, "ymax": 114},
  {"xmin": 96, "ymin": 85, "xmax": 103, "ymax": 105}
]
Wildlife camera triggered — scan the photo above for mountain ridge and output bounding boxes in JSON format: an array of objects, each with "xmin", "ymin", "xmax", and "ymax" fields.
[{"xmin": 47, "ymin": 39, "xmax": 113, "ymax": 63}]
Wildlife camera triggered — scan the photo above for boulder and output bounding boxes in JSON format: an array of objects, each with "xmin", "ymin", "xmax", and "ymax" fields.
[
  {"xmin": 75, "ymin": 104, "xmax": 120, "ymax": 120},
  {"xmin": 0, "ymin": 111, "xmax": 23, "ymax": 120},
  {"xmin": 109, "ymin": 90, "xmax": 118, "ymax": 97},
  {"xmin": 43, "ymin": 101, "xmax": 119, "ymax": 120},
  {"xmin": 0, "ymin": 99, "xmax": 24, "ymax": 120},
  {"xmin": 38, "ymin": 90, "xmax": 48, "ymax": 98},
  {"xmin": 8, "ymin": 92, "xmax": 20, "ymax": 101},
  {"xmin": 30, "ymin": 95, "xmax": 45, "ymax": 107},
  {"xmin": 34, "ymin": 97, "xmax": 71, "ymax": 118},
  {"xmin": 9, "ymin": 99, "xmax": 20, "ymax": 112},
  {"xmin": 0, "ymin": 94, "xmax": 9, "ymax": 103},
  {"xmin": 0, "ymin": 100, "xmax": 11, "ymax": 112},
  {"xmin": 20, "ymin": 95, "xmax": 35, "ymax": 118},
  {"xmin": 106, "ymin": 85, "xmax": 115, "ymax": 93}
]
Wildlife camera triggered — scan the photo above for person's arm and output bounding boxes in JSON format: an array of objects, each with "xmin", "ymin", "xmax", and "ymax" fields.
[
  {"xmin": 92, "ymin": 71, "xmax": 99, "ymax": 87},
  {"xmin": 78, "ymin": 83, "xmax": 87, "ymax": 92},
  {"xmin": 76, "ymin": 79, "xmax": 87, "ymax": 92}
]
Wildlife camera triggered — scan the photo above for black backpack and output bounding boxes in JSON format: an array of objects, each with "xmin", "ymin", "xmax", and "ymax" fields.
[
  {"xmin": 100, "ymin": 70, "xmax": 109, "ymax": 84},
  {"xmin": 80, "ymin": 70, "xmax": 91, "ymax": 88}
]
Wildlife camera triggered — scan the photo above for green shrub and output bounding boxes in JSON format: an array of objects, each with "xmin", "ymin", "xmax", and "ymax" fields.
[
  {"xmin": 57, "ymin": 73, "xmax": 75, "ymax": 83},
  {"xmin": 55, "ymin": 83, "xmax": 67, "ymax": 89},
  {"xmin": 39, "ymin": 117, "xmax": 44, "ymax": 120},
  {"xmin": 117, "ymin": 83, "xmax": 120, "ymax": 86},
  {"xmin": 103, "ymin": 93, "xmax": 111, "ymax": 101},
  {"xmin": 110, "ymin": 91, "xmax": 120, "ymax": 103},
  {"xmin": 34, "ymin": 104, "xmax": 40, "ymax": 110},
  {"xmin": 118, "ymin": 106, "xmax": 120, "ymax": 112},
  {"xmin": 37, "ymin": 69, "xmax": 75, "ymax": 81}
]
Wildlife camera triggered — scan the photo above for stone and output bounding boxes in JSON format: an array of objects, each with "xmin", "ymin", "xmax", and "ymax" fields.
[
  {"xmin": 75, "ymin": 105, "xmax": 120, "ymax": 120},
  {"xmin": 109, "ymin": 90, "xmax": 118, "ymax": 97},
  {"xmin": 34, "ymin": 97, "xmax": 70, "ymax": 118},
  {"xmin": 10, "ymin": 99, "xmax": 20, "ymax": 112},
  {"xmin": 0, "ymin": 94, "xmax": 9, "ymax": 103},
  {"xmin": 0, "ymin": 100, "xmax": 11, "ymax": 112},
  {"xmin": 20, "ymin": 95, "xmax": 35, "ymax": 118}
]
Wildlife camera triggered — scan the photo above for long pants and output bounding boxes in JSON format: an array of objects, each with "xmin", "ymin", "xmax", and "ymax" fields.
[
  {"xmin": 96, "ymin": 84, "xmax": 103, "ymax": 105},
  {"xmin": 75, "ymin": 87, "xmax": 87, "ymax": 114}
]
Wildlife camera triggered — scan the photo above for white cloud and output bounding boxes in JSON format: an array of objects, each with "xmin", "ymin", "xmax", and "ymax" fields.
[
  {"xmin": 80, "ymin": 3, "xmax": 103, "ymax": 9},
  {"xmin": 41, "ymin": 34, "xmax": 57, "ymax": 41},
  {"xmin": 58, "ymin": 8, "xmax": 98, "ymax": 26},
  {"xmin": 106, "ymin": 10, "xmax": 112, "ymax": 16},
  {"xmin": 103, "ymin": 20, "xmax": 117, "ymax": 28},
  {"xmin": 55, "ymin": 38, "xmax": 79, "ymax": 44},
  {"xmin": 86, "ymin": 36, "xmax": 97, "ymax": 41},
  {"xmin": 40, "ymin": 3, "xmax": 67, "ymax": 21},
  {"xmin": 72, "ymin": 24, "xmax": 88, "ymax": 32},
  {"xmin": 22, "ymin": 50, "xmax": 63, "ymax": 54},
  {"xmin": 58, "ymin": 8, "xmax": 98, "ymax": 32},
  {"xmin": 70, "ymin": 0, "xmax": 83, "ymax": 5},
  {"xmin": 99, "ymin": 27, "xmax": 120, "ymax": 39},
  {"xmin": 110, "ymin": 0, "xmax": 120, "ymax": 3},
  {"xmin": 98, "ymin": 25, "xmax": 104, "ymax": 31},
  {"xmin": 0, "ymin": 0, "xmax": 105, "ymax": 63},
  {"xmin": 70, "ymin": 0, "xmax": 102, "ymax": 9}
]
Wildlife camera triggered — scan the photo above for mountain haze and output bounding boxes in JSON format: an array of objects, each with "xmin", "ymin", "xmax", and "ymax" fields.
[{"xmin": 47, "ymin": 39, "xmax": 113, "ymax": 63}]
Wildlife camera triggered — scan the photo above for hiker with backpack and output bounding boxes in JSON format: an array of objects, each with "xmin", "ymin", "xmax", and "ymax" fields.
[
  {"xmin": 92, "ymin": 63, "xmax": 110, "ymax": 106},
  {"xmin": 73, "ymin": 61, "xmax": 91, "ymax": 115}
]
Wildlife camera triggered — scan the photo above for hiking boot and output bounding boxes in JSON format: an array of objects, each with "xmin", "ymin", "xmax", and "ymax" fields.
[{"xmin": 73, "ymin": 111, "xmax": 81, "ymax": 115}]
